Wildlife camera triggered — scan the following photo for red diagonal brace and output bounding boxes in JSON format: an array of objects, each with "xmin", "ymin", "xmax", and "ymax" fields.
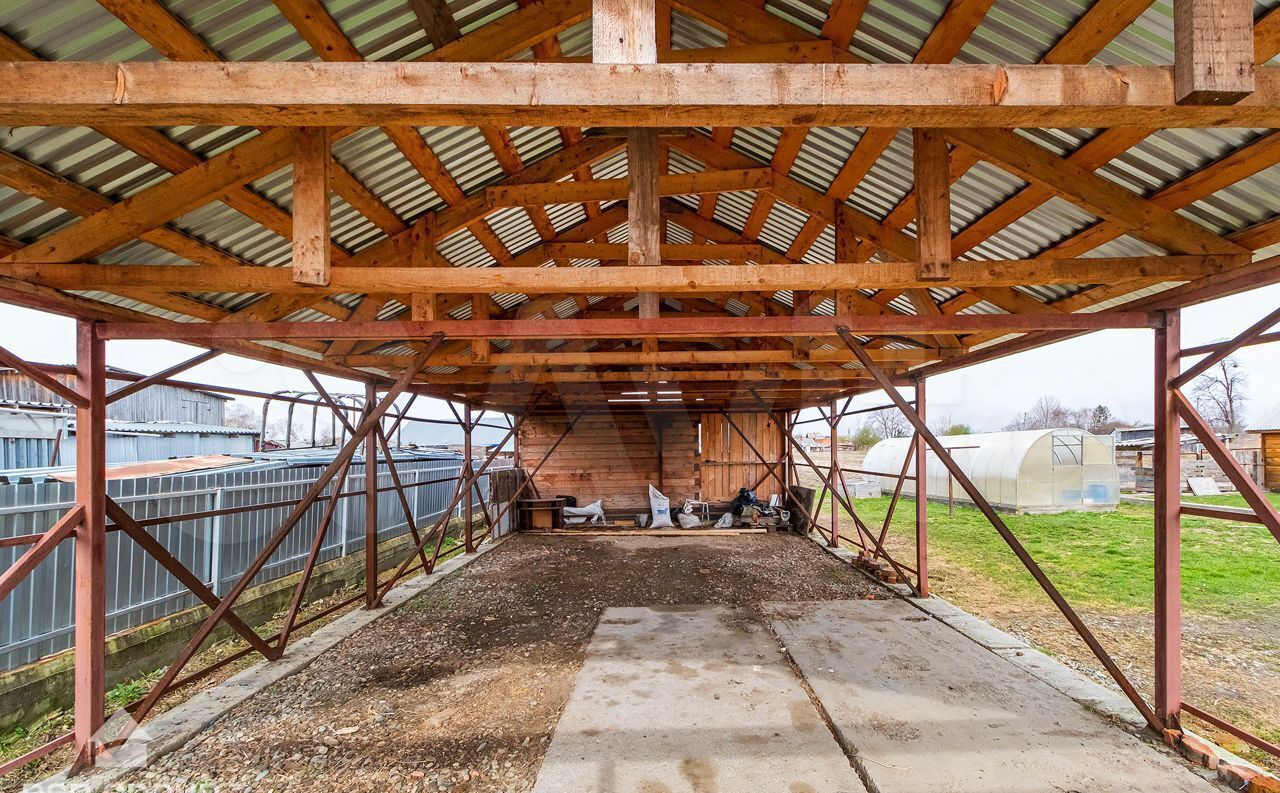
[
  {"xmin": 1173, "ymin": 391, "xmax": 1280, "ymax": 543},
  {"xmin": 0, "ymin": 505, "xmax": 82, "ymax": 603},
  {"xmin": 836, "ymin": 325, "xmax": 1163, "ymax": 734},
  {"xmin": 126, "ymin": 335, "xmax": 444, "ymax": 729}
]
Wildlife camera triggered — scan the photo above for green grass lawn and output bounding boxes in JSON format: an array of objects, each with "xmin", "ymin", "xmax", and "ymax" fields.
[{"xmin": 841, "ymin": 492, "xmax": 1280, "ymax": 614}]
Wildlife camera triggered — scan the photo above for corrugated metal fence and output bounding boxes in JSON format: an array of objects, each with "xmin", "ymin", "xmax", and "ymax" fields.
[{"xmin": 0, "ymin": 452, "xmax": 505, "ymax": 672}]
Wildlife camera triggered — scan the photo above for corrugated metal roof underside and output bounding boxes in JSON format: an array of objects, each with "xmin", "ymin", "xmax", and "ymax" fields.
[{"xmin": 0, "ymin": 0, "xmax": 1276, "ymax": 387}]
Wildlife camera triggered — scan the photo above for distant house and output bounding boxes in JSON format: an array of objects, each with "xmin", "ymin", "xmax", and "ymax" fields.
[
  {"xmin": 1246, "ymin": 404, "xmax": 1280, "ymax": 491},
  {"xmin": 795, "ymin": 432, "xmax": 830, "ymax": 454},
  {"xmin": 0, "ymin": 364, "xmax": 256, "ymax": 470},
  {"xmin": 0, "ymin": 364, "xmax": 231, "ymax": 424}
]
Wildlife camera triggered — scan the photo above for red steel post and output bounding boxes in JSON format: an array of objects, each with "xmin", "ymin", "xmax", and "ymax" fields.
[
  {"xmin": 829, "ymin": 399, "xmax": 839, "ymax": 547},
  {"xmin": 72, "ymin": 320, "xmax": 106, "ymax": 772},
  {"xmin": 364, "ymin": 381, "xmax": 380, "ymax": 609},
  {"xmin": 464, "ymin": 404, "xmax": 475, "ymax": 553},
  {"xmin": 1154, "ymin": 309, "xmax": 1183, "ymax": 729},
  {"xmin": 915, "ymin": 375, "xmax": 929, "ymax": 597}
]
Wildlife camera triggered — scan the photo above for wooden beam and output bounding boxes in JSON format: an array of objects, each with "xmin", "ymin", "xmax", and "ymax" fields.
[
  {"xmin": 407, "ymin": 0, "xmax": 462, "ymax": 49},
  {"xmin": 5, "ymin": 62, "xmax": 1280, "ymax": 128},
  {"xmin": 484, "ymin": 167, "xmax": 771, "ymax": 207},
  {"xmin": 913, "ymin": 128, "xmax": 951, "ymax": 280},
  {"xmin": 1174, "ymin": 0, "xmax": 1255, "ymax": 104},
  {"xmin": 1041, "ymin": 128, "xmax": 1280, "ymax": 258},
  {"xmin": 9, "ymin": 256, "xmax": 1240, "ymax": 295},
  {"xmin": 543, "ymin": 242, "xmax": 761, "ymax": 260},
  {"xmin": 291, "ymin": 127, "xmax": 331, "ymax": 286},
  {"xmin": 593, "ymin": 0, "xmax": 657, "ymax": 63},
  {"xmin": 0, "ymin": 0, "xmax": 590, "ymax": 270},
  {"xmin": 944, "ymin": 128, "xmax": 1249, "ymax": 256}
]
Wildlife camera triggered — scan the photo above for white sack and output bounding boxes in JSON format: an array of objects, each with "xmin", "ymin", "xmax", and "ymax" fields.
[
  {"xmin": 676, "ymin": 512, "xmax": 701, "ymax": 529},
  {"xmin": 563, "ymin": 499, "xmax": 606, "ymax": 525},
  {"xmin": 648, "ymin": 484, "xmax": 675, "ymax": 528},
  {"xmin": 714, "ymin": 513, "xmax": 734, "ymax": 529}
]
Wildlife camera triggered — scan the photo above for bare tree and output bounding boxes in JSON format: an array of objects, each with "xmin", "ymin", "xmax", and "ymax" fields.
[
  {"xmin": 224, "ymin": 402, "xmax": 258, "ymax": 429},
  {"xmin": 1004, "ymin": 395, "xmax": 1094, "ymax": 431},
  {"xmin": 1192, "ymin": 355, "xmax": 1248, "ymax": 431},
  {"xmin": 868, "ymin": 408, "xmax": 909, "ymax": 439}
]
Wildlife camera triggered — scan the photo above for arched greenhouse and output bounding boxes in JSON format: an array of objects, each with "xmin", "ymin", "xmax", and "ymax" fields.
[{"xmin": 863, "ymin": 428, "xmax": 1120, "ymax": 514}]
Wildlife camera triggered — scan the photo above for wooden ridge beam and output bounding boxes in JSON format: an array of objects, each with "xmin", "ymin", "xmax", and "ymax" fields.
[
  {"xmin": 5, "ymin": 62, "xmax": 1280, "ymax": 128},
  {"xmin": 9, "ymin": 256, "xmax": 1238, "ymax": 296},
  {"xmin": 484, "ymin": 167, "xmax": 771, "ymax": 207},
  {"xmin": 542, "ymin": 242, "xmax": 763, "ymax": 260}
]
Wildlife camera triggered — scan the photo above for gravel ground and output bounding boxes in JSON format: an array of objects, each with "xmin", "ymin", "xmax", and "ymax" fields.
[{"xmin": 119, "ymin": 532, "xmax": 882, "ymax": 792}]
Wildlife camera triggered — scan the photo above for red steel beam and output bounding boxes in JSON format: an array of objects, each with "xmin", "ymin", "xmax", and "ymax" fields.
[
  {"xmin": 376, "ymin": 395, "xmax": 541, "ymax": 598},
  {"xmin": 836, "ymin": 324, "xmax": 1163, "ymax": 733},
  {"xmin": 92, "ymin": 313, "xmax": 1159, "ymax": 342}
]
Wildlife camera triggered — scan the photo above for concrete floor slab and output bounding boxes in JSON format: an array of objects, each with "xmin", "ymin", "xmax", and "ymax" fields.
[
  {"xmin": 765, "ymin": 599, "xmax": 1217, "ymax": 793},
  {"xmin": 532, "ymin": 605, "xmax": 866, "ymax": 793}
]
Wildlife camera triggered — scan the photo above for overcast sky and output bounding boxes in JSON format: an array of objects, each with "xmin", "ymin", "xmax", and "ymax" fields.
[{"xmin": 1, "ymin": 283, "xmax": 1276, "ymax": 444}]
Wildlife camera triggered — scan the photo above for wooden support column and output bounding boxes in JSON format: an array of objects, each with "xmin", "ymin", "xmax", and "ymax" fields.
[
  {"xmin": 364, "ymin": 381, "xmax": 380, "ymax": 609},
  {"xmin": 1154, "ymin": 309, "xmax": 1182, "ymax": 730},
  {"xmin": 793, "ymin": 290, "xmax": 812, "ymax": 359},
  {"xmin": 914, "ymin": 376, "xmax": 929, "ymax": 597},
  {"xmin": 1174, "ymin": 0, "xmax": 1255, "ymax": 105},
  {"xmin": 595, "ymin": 0, "xmax": 661, "ymax": 318},
  {"xmin": 471, "ymin": 295, "xmax": 490, "ymax": 363},
  {"xmin": 829, "ymin": 400, "xmax": 839, "ymax": 547},
  {"xmin": 292, "ymin": 127, "xmax": 331, "ymax": 286},
  {"xmin": 72, "ymin": 320, "xmax": 106, "ymax": 772},
  {"xmin": 464, "ymin": 404, "xmax": 475, "ymax": 553},
  {"xmin": 913, "ymin": 128, "xmax": 951, "ymax": 280}
]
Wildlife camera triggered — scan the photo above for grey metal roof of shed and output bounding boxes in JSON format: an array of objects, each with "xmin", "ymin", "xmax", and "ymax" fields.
[{"xmin": 0, "ymin": 0, "xmax": 1278, "ymax": 375}]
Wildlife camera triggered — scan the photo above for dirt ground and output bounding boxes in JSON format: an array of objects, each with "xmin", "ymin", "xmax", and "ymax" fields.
[{"xmin": 120, "ymin": 532, "xmax": 882, "ymax": 792}]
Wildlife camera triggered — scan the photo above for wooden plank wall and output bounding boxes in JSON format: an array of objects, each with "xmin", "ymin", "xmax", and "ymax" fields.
[
  {"xmin": 519, "ymin": 411, "xmax": 699, "ymax": 509},
  {"xmin": 699, "ymin": 412, "xmax": 783, "ymax": 500},
  {"xmin": 1264, "ymin": 432, "xmax": 1280, "ymax": 490}
]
